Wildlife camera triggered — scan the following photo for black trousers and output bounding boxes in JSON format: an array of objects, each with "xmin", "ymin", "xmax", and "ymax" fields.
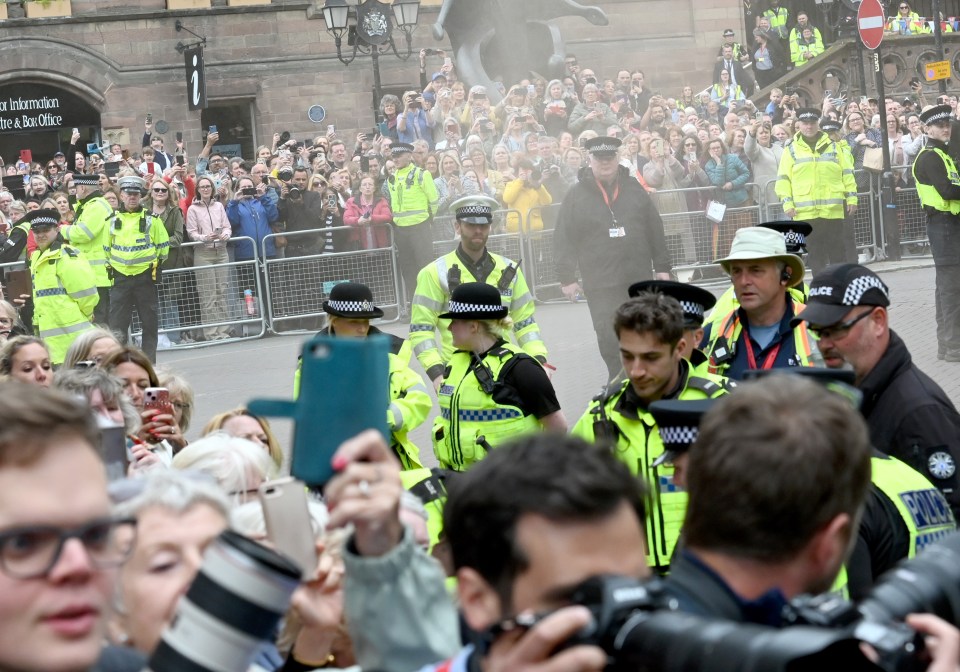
[
  {"xmin": 587, "ymin": 285, "xmax": 630, "ymax": 381},
  {"xmin": 805, "ymin": 217, "xmax": 851, "ymax": 274},
  {"xmin": 928, "ymin": 214, "xmax": 960, "ymax": 356},
  {"xmin": 110, "ymin": 269, "xmax": 159, "ymax": 362},
  {"xmin": 93, "ymin": 287, "xmax": 111, "ymax": 327},
  {"xmin": 393, "ymin": 220, "xmax": 435, "ymax": 306}
]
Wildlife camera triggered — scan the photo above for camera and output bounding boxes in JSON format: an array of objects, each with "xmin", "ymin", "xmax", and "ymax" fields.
[
  {"xmin": 278, "ymin": 130, "xmax": 291, "ymax": 145},
  {"xmin": 277, "ymin": 167, "xmax": 294, "ymax": 182},
  {"xmin": 585, "ymin": 76, "xmax": 598, "ymax": 85},
  {"xmin": 288, "ymin": 186, "xmax": 302, "ymax": 200},
  {"xmin": 148, "ymin": 530, "xmax": 300, "ymax": 672},
  {"xmin": 241, "ymin": 186, "xmax": 257, "ymax": 196},
  {"xmin": 550, "ymin": 531, "xmax": 960, "ymax": 672},
  {"xmin": 909, "ymin": 77, "xmax": 922, "ymax": 89}
]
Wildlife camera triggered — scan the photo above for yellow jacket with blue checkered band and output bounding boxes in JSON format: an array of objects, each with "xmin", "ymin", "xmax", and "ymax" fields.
[
  {"xmin": 410, "ymin": 248, "xmax": 547, "ymax": 381},
  {"xmin": 31, "ymin": 241, "xmax": 99, "ymax": 365},
  {"xmin": 65, "ymin": 193, "xmax": 114, "ymax": 287},
  {"xmin": 433, "ymin": 342, "xmax": 541, "ymax": 471},
  {"xmin": 776, "ymin": 131, "xmax": 857, "ymax": 221},
  {"xmin": 108, "ymin": 207, "xmax": 170, "ymax": 277},
  {"xmin": 571, "ymin": 362, "xmax": 731, "ymax": 572}
]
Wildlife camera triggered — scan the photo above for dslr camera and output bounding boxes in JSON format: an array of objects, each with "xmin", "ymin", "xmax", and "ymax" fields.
[{"xmin": 277, "ymin": 167, "xmax": 294, "ymax": 182}]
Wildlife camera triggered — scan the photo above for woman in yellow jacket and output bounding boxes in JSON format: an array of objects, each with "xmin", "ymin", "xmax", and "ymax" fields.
[{"xmin": 503, "ymin": 158, "xmax": 552, "ymax": 233}]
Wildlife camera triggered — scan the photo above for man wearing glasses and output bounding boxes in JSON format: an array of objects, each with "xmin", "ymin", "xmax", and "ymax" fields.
[
  {"xmin": 793, "ymin": 263, "xmax": 960, "ymax": 521},
  {"xmin": 0, "ymin": 383, "xmax": 138, "ymax": 672}
]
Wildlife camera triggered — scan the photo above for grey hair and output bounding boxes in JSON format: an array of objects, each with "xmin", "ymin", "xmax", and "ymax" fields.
[
  {"xmin": 111, "ymin": 469, "xmax": 231, "ymax": 522},
  {"xmin": 400, "ymin": 489, "xmax": 428, "ymax": 521},
  {"xmin": 53, "ymin": 367, "xmax": 140, "ymax": 434},
  {"xmin": 231, "ymin": 499, "xmax": 330, "ymax": 541},
  {"xmin": 171, "ymin": 432, "xmax": 279, "ymax": 502},
  {"xmin": 62, "ymin": 327, "xmax": 121, "ymax": 370}
]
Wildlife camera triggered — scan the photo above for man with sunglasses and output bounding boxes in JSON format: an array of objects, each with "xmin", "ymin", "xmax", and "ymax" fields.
[
  {"xmin": 0, "ymin": 383, "xmax": 140, "ymax": 672},
  {"xmin": 793, "ymin": 263, "xmax": 960, "ymax": 521}
]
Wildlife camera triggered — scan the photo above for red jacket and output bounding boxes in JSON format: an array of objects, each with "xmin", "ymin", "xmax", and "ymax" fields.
[{"xmin": 343, "ymin": 195, "xmax": 393, "ymax": 249}]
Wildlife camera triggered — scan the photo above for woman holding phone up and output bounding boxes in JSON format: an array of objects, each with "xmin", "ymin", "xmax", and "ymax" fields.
[{"xmin": 186, "ymin": 175, "xmax": 232, "ymax": 341}]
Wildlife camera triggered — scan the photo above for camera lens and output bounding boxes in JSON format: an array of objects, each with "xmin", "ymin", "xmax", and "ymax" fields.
[
  {"xmin": 289, "ymin": 187, "xmax": 301, "ymax": 199},
  {"xmin": 277, "ymin": 167, "xmax": 294, "ymax": 182}
]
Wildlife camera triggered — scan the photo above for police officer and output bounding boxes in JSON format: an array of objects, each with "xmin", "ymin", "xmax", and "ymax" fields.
[
  {"xmin": 109, "ymin": 176, "xmax": 169, "ymax": 362},
  {"xmin": 776, "ymin": 108, "xmax": 857, "ymax": 272},
  {"xmin": 63, "ymin": 173, "xmax": 114, "ymax": 325},
  {"xmin": 293, "ymin": 282, "xmax": 431, "ymax": 470},
  {"xmin": 555, "ymin": 136, "xmax": 671, "ymax": 379},
  {"xmin": 628, "ymin": 279, "xmax": 722, "ymax": 380},
  {"xmin": 704, "ymin": 220, "xmax": 812, "ymax": 327},
  {"xmin": 702, "ymin": 227, "xmax": 822, "ymax": 380},
  {"xmin": 572, "ymin": 292, "xmax": 730, "ymax": 573},
  {"xmin": 386, "ymin": 142, "xmax": 440, "ymax": 309},
  {"xmin": 648, "ymin": 398, "xmax": 718, "ymax": 491},
  {"xmin": 0, "ymin": 205, "xmax": 29, "ymax": 264},
  {"xmin": 912, "ymin": 104, "xmax": 960, "ymax": 361},
  {"xmin": 26, "ymin": 209, "xmax": 99, "ymax": 365},
  {"xmin": 432, "ymin": 282, "xmax": 565, "ymax": 472},
  {"xmin": 410, "ymin": 195, "xmax": 548, "ymax": 390}
]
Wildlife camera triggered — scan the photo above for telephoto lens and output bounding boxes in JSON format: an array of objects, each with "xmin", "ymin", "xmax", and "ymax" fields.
[
  {"xmin": 147, "ymin": 530, "xmax": 301, "ymax": 672},
  {"xmin": 277, "ymin": 167, "xmax": 294, "ymax": 182}
]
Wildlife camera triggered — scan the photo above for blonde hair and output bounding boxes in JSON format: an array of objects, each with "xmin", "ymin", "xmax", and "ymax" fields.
[
  {"xmin": 478, "ymin": 316, "xmax": 514, "ymax": 340},
  {"xmin": 201, "ymin": 407, "xmax": 283, "ymax": 469}
]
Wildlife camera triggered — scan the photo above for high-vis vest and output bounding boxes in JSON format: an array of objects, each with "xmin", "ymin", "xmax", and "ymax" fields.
[
  {"xmin": 571, "ymin": 371, "xmax": 730, "ymax": 571},
  {"xmin": 387, "ymin": 164, "xmax": 439, "ymax": 227},
  {"xmin": 764, "ymin": 6, "xmax": 790, "ymax": 38},
  {"xmin": 65, "ymin": 193, "xmax": 114, "ymax": 287},
  {"xmin": 433, "ymin": 343, "xmax": 541, "ymax": 471},
  {"xmin": 789, "ymin": 28, "xmax": 824, "ymax": 66},
  {"xmin": 886, "ymin": 12, "xmax": 924, "ymax": 34},
  {"xmin": 293, "ymin": 351, "xmax": 430, "ymax": 471},
  {"xmin": 109, "ymin": 208, "xmax": 170, "ymax": 277},
  {"xmin": 30, "ymin": 242, "xmax": 99, "ymax": 365},
  {"xmin": 399, "ymin": 468, "xmax": 448, "ymax": 551},
  {"xmin": 776, "ymin": 132, "xmax": 857, "ymax": 220},
  {"xmin": 704, "ymin": 285, "xmax": 808, "ymax": 328},
  {"xmin": 913, "ymin": 147, "xmax": 960, "ymax": 215},
  {"xmin": 410, "ymin": 249, "xmax": 546, "ymax": 378},
  {"xmin": 704, "ymin": 303, "xmax": 822, "ymax": 377},
  {"xmin": 871, "ymin": 454, "xmax": 957, "ymax": 555}
]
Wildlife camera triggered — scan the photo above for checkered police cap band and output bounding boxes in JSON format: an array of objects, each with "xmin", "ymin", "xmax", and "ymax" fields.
[
  {"xmin": 842, "ymin": 275, "xmax": 889, "ymax": 305},
  {"xmin": 924, "ymin": 109, "xmax": 953, "ymax": 124},
  {"xmin": 797, "ymin": 111, "xmax": 820, "ymax": 121},
  {"xmin": 328, "ymin": 299, "xmax": 376, "ymax": 313},
  {"xmin": 447, "ymin": 300, "xmax": 503, "ymax": 313},
  {"xmin": 590, "ymin": 141, "xmax": 619, "ymax": 152},
  {"xmin": 659, "ymin": 425, "xmax": 699, "ymax": 446},
  {"xmin": 679, "ymin": 301, "xmax": 705, "ymax": 318},
  {"xmin": 72, "ymin": 175, "xmax": 100, "ymax": 186},
  {"xmin": 30, "ymin": 216, "xmax": 59, "ymax": 227},
  {"xmin": 457, "ymin": 205, "xmax": 492, "ymax": 217},
  {"xmin": 783, "ymin": 230, "xmax": 806, "ymax": 246}
]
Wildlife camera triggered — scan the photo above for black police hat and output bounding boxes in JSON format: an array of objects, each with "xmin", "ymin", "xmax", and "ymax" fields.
[
  {"xmin": 628, "ymin": 280, "xmax": 716, "ymax": 328},
  {"xmin": 649, "ymin": 398, "xmax": 718, "ymax": 467},
  {"xmin": 791, "ymin": 263, "xmax": 889, "ymax": 329},
  {"xmin": 920, "ymin": 104, "xmax": 953, "ymax": 126},
  {"xmin": 322, "ymin": 282, "xmax": 384, "ymax": 319},
  {"xmin": 22, "ymin": 208, "xmax": 60, "ymax": 230},
  {"xmin": 390, "ymin": 142, "xmax": 415, "ymax": 156},
  {"xmin": 584, "ymin": 136, "xmax": 622, "ymax": 156},
  {"xmin": 819, "ymin": 118, "xmax": 842, "ymax": 133},
  {"xmin": 438, "ymin": 282, "xmax": 508, "ymax": 320},
  {"xmin": 796, "ymin": 108, "xmax": 821, "ymax": 122},
  {"xmin": 758, "ymin": 221, "xmax": 814, "ymax": 255}
]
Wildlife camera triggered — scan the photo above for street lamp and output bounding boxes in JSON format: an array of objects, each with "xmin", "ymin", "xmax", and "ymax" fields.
[{"xmin": 321, "ymin": 0, "xmax": 422, "ymax": 123}]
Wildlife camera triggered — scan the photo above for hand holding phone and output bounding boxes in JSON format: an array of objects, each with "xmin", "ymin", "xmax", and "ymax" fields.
[{"xmin": 260, "ymin": 478, "xmax": 319, "ymax": 578}]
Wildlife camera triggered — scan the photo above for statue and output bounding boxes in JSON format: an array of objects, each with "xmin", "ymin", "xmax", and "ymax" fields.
[{"xmin": 432, "ymin": 0, "xmax": 608, "ymax": 102}]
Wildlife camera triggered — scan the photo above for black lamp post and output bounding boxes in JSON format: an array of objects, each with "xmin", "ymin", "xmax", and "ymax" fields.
[{"xmin": 322, "ymin": 0, "xmax": 421, "ymax": 123}]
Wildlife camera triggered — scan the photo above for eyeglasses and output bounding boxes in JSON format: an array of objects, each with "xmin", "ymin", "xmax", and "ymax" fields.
[
  {"xmin": 808, "ymin": 308, "xmax": 875, "ymax": 340},
  {"xmin": 198, "ymin": 184, "xmax": 213, "ymax": 189},
  {"xmin": 899, "ymin": 5, "xmax": 909, "ymax": 8},
  {"xmin": 152, "ymin": 188, "xmax": 169, "ymax": 194},
  {"xmin": 0, "ymin": 517, "xmax": 136, "ymax": 579}
]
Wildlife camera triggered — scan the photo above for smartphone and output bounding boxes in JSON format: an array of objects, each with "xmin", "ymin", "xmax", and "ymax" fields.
[
  {"xmin": 176, "ymin": 155, "xmax": 185, "ymax": 166},
  {"xmin": 259, "ymin": 477, "xmax": 318, "ymax": 578},
  {"xmin": 208, "ymin": 124, "xmax": 217, "ymax": 134},
  {"xmin": 97, "ymin": 415, "xmax": 129, "ymax": 483},
  {"xmin": 175, "ymin": 131, "xmax": 183, "ymax": 142},
  {"xmin": 71, "ymin": 127, "xmax": 79, "ymax": 135},
  {"xmin": 247, "ymin": 335, "xmax": 389, "ymax": 487},
  {"xmin": 146, "ymin": 163, "xmax": 155, "ymax": 175},
  {"xmin": 104, "ymin": 161, "xmax": 120, "ymax": 178},
  {"xmin": 444, "ymin": 56, "xmax": 452, "ymax": 68},
  {"xmin": 19, "ymin": 149, "xmax": 32, "ymax": 164},
  {"xmin": 327, "ymin": 124, "xmax": 335, "ymax": 135},
  {"xmin": 5, "ymin": 269, "xmax": 31, "ymax": 300},
  {"xmin": 86, "ymin": 143, "xmax": 100, "ymax": 155},
  {"xmin": 143, "ymin": 387, "xmax": 174, "ymax": 418},
  {"xmin": 146, "ymin": 113, "xmax": 153, "ymax": 123}
]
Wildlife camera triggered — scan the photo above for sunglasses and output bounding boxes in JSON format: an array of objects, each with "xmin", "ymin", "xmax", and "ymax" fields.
[{"xmin": 152, "ymin": 188, "xmax": 169, "ymax": 194}]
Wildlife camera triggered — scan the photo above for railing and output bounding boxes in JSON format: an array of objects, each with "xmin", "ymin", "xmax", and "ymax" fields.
[{"xmin": 261, "ymin": 226, "xmax": 402, "ymax": 332}]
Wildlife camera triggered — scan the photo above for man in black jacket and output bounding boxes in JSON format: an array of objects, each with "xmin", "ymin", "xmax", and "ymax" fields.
[
  {"xmin": 793, "ymin": 263, "xmax": 960, "ymax": 520},
  {"xmin": 554, "ymin": 136, "xmax": 671, "ymax": 378}
]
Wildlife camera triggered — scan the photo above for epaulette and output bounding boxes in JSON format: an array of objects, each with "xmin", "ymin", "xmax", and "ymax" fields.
[{"xmin": 686, "ymin": 376, "xmax": 722, "ymax": 397}]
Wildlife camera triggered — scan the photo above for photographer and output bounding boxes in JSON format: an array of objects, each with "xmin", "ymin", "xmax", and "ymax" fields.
[
  {"xmin": 278, "ymin": 166, "xmax": 324, "ymax": 258},
  {"xmin": 503, "ymin": 158, "xmax": 552, "ymax": 234},
  {"xmin": 398, "ymin": 90, "xmax": 434, "ymax": 148}
]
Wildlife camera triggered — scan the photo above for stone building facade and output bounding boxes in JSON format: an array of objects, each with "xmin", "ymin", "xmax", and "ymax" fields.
[{"xmin": 0, "ymin": 0, "xmax": 743, "ymax": 161}]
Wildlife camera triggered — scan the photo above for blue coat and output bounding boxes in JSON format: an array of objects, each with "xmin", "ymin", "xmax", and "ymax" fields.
[
  {"xmin": 704, "ymin": 153, "xmax": 751, "ymax": 206},
  {"xmin": 226, "ymin": 196, "xmax": 279, "ymax": 260}
]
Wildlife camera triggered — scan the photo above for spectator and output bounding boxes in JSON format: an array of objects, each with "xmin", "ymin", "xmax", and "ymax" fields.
[
  {"xmin": 620, "ymin": 133, "xmax": 645, "ymax": 174},
  {"xmin": 0, "ymin": 300, "xmax": 20, "ymax": 343},
  {"xmin": 710, "ymin": 69, "xmax": 746, "ymax": 107},
  {"xmin": 435, "ymin": 152, "xmax": 465, "ymax": 213},
  {"xmin": 503, "ymin": 158, "xmax": 553, "ymax": 233},
  {"xmin": 540, "ymin": 79, "xmax": 573, "ymax": 137},
  {"xmin": 430, "ymin": 89, "xmax": 458, "ymax": 145},
  {"xmin": 745, "ymin": 119, "xmax": 783, "ymax": 204},
  {"xmin": 887, "ymin": 1, "xmax": 924, "ymax": 34},
  {"xmin": 61, "ymin": 326, "xmax": 121, "ymax": 369},
  {"xmin": 227, "ymin": 175, "xmax": 280, "ymax": 263},
  {"xmin": 318, "ymin": 186, "xmax": 352, "ymax": 253},
  {"xmin": 467, "ymin": 146, "xmax": 506, "ymax": 204},
  {"xmin": 792, "ymin": 27, "xmax": 825, "ymax": 67},
  {"xmin": 704, "ymin": 138, "xmax": 752, "ymax": 254},
  {"xmin": 172, "ymin": 433, "xmax": 278, "ymax": 504},
  {"xmin": 433, "ymin": 116, "xmax": 463, "ymax": 153},
  {"xmin": 422, "ymin": 152, "xmax": 440, "ymax": 179},
  {"xmin": 186, "ymin": 175, "xmax": 232, "ymax": 341},
  {"xmin": 903, "ymin": 112, "xmax": 926, "ymax": 167},
  {"xmin": 789, "ymin": 11, "xmax": 824, "ymax": 64},
  {"xmin": 344, "ymin": 175, "xmax": 393, "ymax": 250},
  {"xmin": 568, "ymin": 83, "xmax": 618, "ymax": 136},
  {"xmin": 459, "ymin": 85, "xmax": 498, "ymax": 134},
  {"xmin": 714, "ymin": 44, "xmax": 750, "ymax": 93},
  {"xmin": 0, "ymin": 335, "xmax": 51, "ymax": 387},
  {"xmin": 753, "ymin": 29, "xmax": 788, "ymax": 89},
  {"xmin": 644, "ymin": 137, "xmax": 701, "ymax": 265},
  {"xmin": 499, "ymin": 112, "xmax": 526, "ymax": 153},
  {"xmin": 201, "ymin": 407, "xmax": 284, "ymax": 469},
  {"xmin": 844, "ymin": 111, "xmax": 882, "ymax": 192},
  {"xmin": 398, "ymin": 90, "xmax": 433, "ymax": 147}
]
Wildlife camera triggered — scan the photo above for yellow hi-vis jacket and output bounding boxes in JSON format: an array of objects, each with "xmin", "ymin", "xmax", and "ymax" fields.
[
  {"xmin": 31, "ymin": 241, "xmax": 99, "ymax": 365},
  {"xmin": 109, "ymin": 207, "xmax": 170, "ymax": 277},
  {"xmin": 386, "ymin": 164, "xmax": 439, "ymax": 227},
  {"xmin": 776, "ymin": 132, "xmax": 857, "ymax": 220},
  {"xmin": 65, "ymin": 193, "xmax": 114, "ymax": 287}
]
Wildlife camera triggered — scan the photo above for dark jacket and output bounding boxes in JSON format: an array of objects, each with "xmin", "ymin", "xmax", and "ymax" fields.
[
  {"xmin": 847, "ymin": 474, "xmax": 911, "ymax": 601},
  {"xmin": 226, "ymin": 196, "xmax": 280, "ymax": 260},
  {"xmin": 859, "ymin": 330, "xmax": 960, "ymax": 519},
  {"xmin": 278, "ymin": 189, "xmax": 325, "ymax": 255},
  {"xmin": 554, "ymin": 165, "xmax": 671, "ymax": 290}
]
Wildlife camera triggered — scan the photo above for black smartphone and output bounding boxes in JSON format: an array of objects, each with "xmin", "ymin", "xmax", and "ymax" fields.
[
  {"xmin": 146, "ymin": 113, "xmax": 152, "ymax": 123},
  {"xmin": 176, "ymin": 131, "xmax": 183, "ymax": 142},
  {"xmin": 176, "ymin": 155, "xmax": 185, "ymax": 167},
  {"xmin": 104, "ymin": 161, "xmax": 121, "ymax": 178},
  {"xmin": 209, "ymin": 125, "xmax": 217, "ymax": 134}
]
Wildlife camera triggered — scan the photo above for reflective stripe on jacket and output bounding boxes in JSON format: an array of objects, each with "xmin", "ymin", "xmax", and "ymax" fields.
[
  {"xmin": 776, "ymin": 131, "xmax": 857, "ymax": 220},
  {"xmin": 31, "ymin": 243, "xmax": 98, "ymax": 364},
  {"xmin": 65, "ymin": 194, "xmax": 114, "ymax": 287}
]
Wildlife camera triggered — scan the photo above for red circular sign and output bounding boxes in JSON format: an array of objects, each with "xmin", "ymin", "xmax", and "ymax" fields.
[{"xmin": 858, "ymin": 0, "xmax": 885, "ymax": 50}]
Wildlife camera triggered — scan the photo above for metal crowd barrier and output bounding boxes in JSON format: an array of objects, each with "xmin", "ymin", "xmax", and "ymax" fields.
[
  {"xmin": 524, "ymin": 204, "xmax": 564, "ymax": 302},
  {"xmin": 430, "ymin": 209, "xmax": 525, "ymax": 262},
  {"xmin": 131, "ymin": 236, "xmax": 267, "ymax": 350},
  {"xmin": 890, "ymin": 166, "xmax": 930, "ymax": 255},
  {"xmin": 262, "ymin": 225, "xmax": 402, "ymax": 332}
]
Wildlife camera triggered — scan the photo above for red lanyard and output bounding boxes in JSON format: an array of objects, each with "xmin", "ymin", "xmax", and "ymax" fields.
[
  {"xmin": 595, "ymin": 178, "xmax": 619, "ymax": 209},
  {"xmin": 742, "ymin": 324, "xmax": 782, "ymax": 371}
]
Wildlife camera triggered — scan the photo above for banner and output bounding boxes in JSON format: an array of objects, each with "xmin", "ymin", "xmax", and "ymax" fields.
[{"xmin": 184, "ymin": 46, "xmax": 207, "ymax": 111}]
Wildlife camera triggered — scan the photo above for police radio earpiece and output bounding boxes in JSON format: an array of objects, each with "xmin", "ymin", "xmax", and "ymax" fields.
[{"xmin": 781, "ymin": 266, "xmax": 792, "ymax": 283}]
